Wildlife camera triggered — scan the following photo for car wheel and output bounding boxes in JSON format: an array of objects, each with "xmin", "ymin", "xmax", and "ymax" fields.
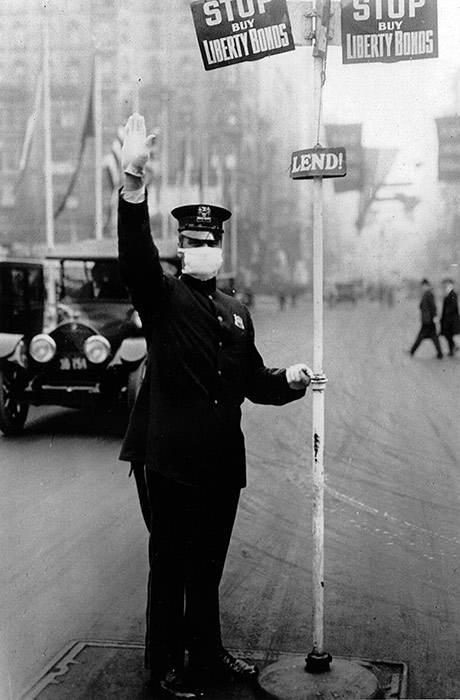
[
  {"xmin": 0, "ymin": 364, "xmax": 29, "ymax": 436},
  {"xmin": 127, "ymin": 358, "xmax": 146, "ymax": 414}
]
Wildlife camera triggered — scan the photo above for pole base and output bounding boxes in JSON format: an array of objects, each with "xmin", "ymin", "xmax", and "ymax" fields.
[
  {"xmin": 305, "ymin": 650, "xmax": 332, "ymax": 673},
  {"xmin": 257, "ymin": 655, "xmax": 380, "ymax": 700}
]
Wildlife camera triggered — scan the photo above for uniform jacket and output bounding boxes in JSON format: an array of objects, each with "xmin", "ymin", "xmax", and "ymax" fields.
[
  {"xmin": 118, "ymin": 194, "xmax": 305, "ymax": 488},
  {"xmin": 420, "ymin": 289, "xmax": 437, "ymax": 326},
  {"xmin": 440, "ymin": 289, "xmax": 460, "ymax": 337}
]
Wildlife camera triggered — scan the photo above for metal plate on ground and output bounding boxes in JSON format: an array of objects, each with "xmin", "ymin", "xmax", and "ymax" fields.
[{"xmin": 19, "ymin": 641, "xmax": 408, "ymax": 700}]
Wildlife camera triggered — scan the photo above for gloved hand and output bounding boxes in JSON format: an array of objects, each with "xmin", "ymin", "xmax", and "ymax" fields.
[
  {"xmin": 286, "ymin": 363, "xmax": 313, "ymax": 390},
  {"xmin": 121, "ymin": 113, "xmax": 156, "ymax": 178}
]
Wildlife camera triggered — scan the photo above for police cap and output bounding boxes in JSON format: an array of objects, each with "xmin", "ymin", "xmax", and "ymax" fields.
[{"xmin": 171, "ymin": 204, "xmax": 231, "ymax": 239}]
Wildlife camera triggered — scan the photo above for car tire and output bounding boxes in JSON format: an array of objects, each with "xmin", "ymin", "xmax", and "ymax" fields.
[
  {"xmin": 0, "ymin": 363, "xmax": 29, "ymax": 436},
  {"xmin": 127, "ymin": 358, "xmax": 146, "ymax": 414}
]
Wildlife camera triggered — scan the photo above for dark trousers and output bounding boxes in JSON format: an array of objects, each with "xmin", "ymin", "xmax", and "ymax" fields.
[
  {"xmin": 410, "ymin": 323, "xmax": 443, "ymax": 357},
  {"xmin": 443, "ymin": 332, "xmax": 458, "ymax": 355},
  {"xmin": 143, "ymin": 470, "xmax": 240, "ymax": 678}
]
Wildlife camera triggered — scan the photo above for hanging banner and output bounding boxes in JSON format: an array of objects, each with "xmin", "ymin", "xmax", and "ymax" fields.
[
  {"xmin": 436, "ymin": 116, "xmax": 460, "ymax": 182},
  {"xmin": 341, "ymin": 0, "xmax": 438, "ymax": 64},
  {"xmin": 190, "ymin": 0, "xmax": 295, "ymax": 71},
  {"xmin": 290, "ymin": 147, "xmax": 347, "ymax": 179},
  {"xmin": 325, "ymin": 123, "xmax": 363, "ymax": 191},
  {"xmin": 356, "ymin": 147, "xmax": 398, "ymax": 229}
]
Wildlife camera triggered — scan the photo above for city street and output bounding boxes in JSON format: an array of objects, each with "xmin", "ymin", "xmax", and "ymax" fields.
[{"xmin": 2, "ymin": 294, "xmax": 460, "ymax": 700}]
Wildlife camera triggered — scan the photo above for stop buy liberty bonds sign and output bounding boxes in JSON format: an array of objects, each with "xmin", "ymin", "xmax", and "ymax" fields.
[
  {"xmin": 190, "ymin": 0, "xmax": 295, "ymax": 71},
  {"xmin": 341, "ymin": 0, "xmax": 438, "ymax": 64},
  {"xmin": 290, "ymin": 147, "xmax": 347, "ymax": 179}
]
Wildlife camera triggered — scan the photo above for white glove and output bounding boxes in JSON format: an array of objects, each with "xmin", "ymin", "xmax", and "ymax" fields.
[
  {"xmin": 285, "ymin": 363, "xmax": 313, "ymax": 390},
  {"xmin": 121, "ymin": 113, "xmax": 156, "ymax": 178}
]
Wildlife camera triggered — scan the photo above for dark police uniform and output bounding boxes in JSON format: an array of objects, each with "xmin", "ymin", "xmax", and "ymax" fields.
[{"xmin": 117, "ymin": 194, "xmax": 306, "ymax": 678}]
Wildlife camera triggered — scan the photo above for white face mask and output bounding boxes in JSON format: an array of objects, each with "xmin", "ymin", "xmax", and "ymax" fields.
[{"xmin": 178, "ymin": 247, "xmax": 223, "ymax": 281}]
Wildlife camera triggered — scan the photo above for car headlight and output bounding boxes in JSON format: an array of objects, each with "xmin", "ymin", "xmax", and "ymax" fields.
[
  {"xmin": 29, "ymin": 334, "xmax": 57, "ymax": 363},
  {"xmin": 83, "ymin": 335, "xmax": 111, "ymax": 364},
  {"xmin": 131, "ymin": 310, "xmax": 142, "ymax": 329}
]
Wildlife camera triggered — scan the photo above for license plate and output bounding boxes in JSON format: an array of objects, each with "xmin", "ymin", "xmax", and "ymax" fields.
[{"xmin": 59, "ymin": 356, "xmax": 88, "ymax": 371}]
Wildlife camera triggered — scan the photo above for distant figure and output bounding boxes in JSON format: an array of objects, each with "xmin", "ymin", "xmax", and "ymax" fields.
[
  {"xmin": 273, "ymin": 246, "xmax": 290, "ymax": 311},
  {"xmin": 291, "ymin": 258, "xmax": 309, "ymax": 307},
  {"xmin": 408, "ymin": 278, "xmax": 443, "ymax": 359},
  {"xmin": 440, "ymin": 278, "xmax": 460, "ymax": 357}
]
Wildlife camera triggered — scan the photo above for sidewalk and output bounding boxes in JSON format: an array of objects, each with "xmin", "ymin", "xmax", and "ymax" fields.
[{"xmin": 19, "ymin": 640, "xmax": 407, "ymax": 700}]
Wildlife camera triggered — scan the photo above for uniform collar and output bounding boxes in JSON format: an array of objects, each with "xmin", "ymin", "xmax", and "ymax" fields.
[{"xmin": 181, "ymin": 274, "xmax": 217, "ymax": 295}]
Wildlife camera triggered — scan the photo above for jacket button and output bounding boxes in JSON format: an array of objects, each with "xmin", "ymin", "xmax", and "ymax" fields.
[
  {"xmin": 214, "ymin": 399, "xmax": 218, "ymax": 405},
  {"xmin": 218, "ymin": 341, "xmax": 223, "ymax": 347},
  {"xmin": 217, "ymin": 315, "xmax": 223, "ymax": 322}
]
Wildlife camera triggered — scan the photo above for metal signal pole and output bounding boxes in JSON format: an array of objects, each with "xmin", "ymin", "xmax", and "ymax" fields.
[{"xmin": 306, "ymin": 0, "xmax": 330, "ymax": 671}]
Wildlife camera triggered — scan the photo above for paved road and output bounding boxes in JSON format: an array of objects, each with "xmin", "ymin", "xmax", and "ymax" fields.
[{"xmin": 1, "ymin": 294, "xmax": 460, "ymax": 700}]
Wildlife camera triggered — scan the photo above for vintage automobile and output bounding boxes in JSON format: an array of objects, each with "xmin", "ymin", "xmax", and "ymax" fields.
[{"xmin": 0, "ymin": 239, "xmax": 158, "ymax": 436}]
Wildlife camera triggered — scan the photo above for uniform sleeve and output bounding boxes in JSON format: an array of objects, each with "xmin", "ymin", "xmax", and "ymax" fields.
[
  {"xmin": 117, "ymin": 190, "xmax": 165, "ymax": 332},
  {"xmin": 244, "ymin": 311, "xmax": 306, "ymax": 405}
]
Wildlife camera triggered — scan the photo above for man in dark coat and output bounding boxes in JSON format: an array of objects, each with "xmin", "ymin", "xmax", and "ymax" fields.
[
  {"xmin": 409, "ymin": 278, "xmax": 443, "ymax": 359},
  {"xmin": 440, "ymin": 278, "xmax": 460, "ymax": 356},
  {"xmin": 118, "ymin": 114, "xmax": 313, "ymax": 698}
]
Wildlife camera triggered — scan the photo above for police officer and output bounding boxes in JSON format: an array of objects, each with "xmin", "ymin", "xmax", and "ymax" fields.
[{"xmin": 118, "ymin": 114, "xmax": 313, "ymax": 698}]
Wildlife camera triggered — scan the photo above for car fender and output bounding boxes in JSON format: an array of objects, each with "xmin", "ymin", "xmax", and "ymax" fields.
[
  {"xmin": 112, "ymin": 336, "xmax": 147, "ymax": 365},
  {"xmin": 0, "ymin": 333, "xmax": 24, "ymax": 360}
]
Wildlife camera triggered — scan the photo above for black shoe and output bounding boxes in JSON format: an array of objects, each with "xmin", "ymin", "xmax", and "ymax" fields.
[
  {"xmin": 189, "ymin": 649, "xmax": 259, "ymax": 685},
  {"xmin": 437, "ymin": 354, "xmax": 443, "ymax": 359},
  {"xmin": 216, "ymin": 650, "xmax": 259, "ymax": 679},
  {"xmin": 158, "ymin": 669, "xmax": 203, "ymax": 698}
]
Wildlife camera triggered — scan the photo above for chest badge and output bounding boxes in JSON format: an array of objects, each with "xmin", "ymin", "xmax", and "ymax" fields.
[{"xmin": 233, "ymin": 313, "xmax": 245, "ymax": 330}]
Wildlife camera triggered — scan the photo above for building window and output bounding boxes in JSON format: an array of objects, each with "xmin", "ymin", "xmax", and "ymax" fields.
[
  {"xmin": 67, "ymin": 19, "xmax": 81, "ymax": 46},
  {"xmin": 13, "ymin": 60, "xmax": 26, "ymax": 81},
  {"xmin": 13, "ymin": 24, "xmax": 26, "ymax": 47},
  {"xmin": 66, "ymin": 60, "xmax": 80, "ymax": 85},
  {"xmin": 0, "ymin": 183, "xmax": 15, "ymax": 208},
  {"xmin": 0, "ymin": 108, "xmax": 7, "ymax": 130},
  {"xmin": 60, "ymin": 108, "xmax": 78, "ymax": 129},
  {"xmin": 0, "ymin": 146, "xmax": 16, "ymax": 172}
]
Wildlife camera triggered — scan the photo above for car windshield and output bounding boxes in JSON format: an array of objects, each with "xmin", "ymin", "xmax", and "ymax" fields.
[{"xmin": 59, "ymin": 260, "xmax": 130, "ymax": 302}]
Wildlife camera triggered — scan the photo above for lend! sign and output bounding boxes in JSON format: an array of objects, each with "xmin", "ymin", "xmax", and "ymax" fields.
[
  {"xmin": 290, "ymin": 147, "xmax": 347, "ymax": 179},
  {"xmin": 190, "ymin": 0, "xmax": 295, "ymax": 71},
  {"xmin": 341, "ymin": 0, "xmax": 438, "ymax": 64}
]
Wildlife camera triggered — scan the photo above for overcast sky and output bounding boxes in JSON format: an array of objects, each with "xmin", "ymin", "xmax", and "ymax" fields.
[
  {"xmin": 323, "ymin": 1, "xmax": 460, "ymax": 142},
  {"xmin": 265, "ymin": 1, "xmax": 460, "ymax": 277}
]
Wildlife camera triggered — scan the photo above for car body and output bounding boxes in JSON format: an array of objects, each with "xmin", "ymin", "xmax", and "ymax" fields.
[{"xmin": 0, "ymin": 240, "xmax": 150, "ymax": 436}]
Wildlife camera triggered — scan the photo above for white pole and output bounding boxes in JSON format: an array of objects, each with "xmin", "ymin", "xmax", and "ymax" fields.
[
  {"xmin": 132, "ymin": 79, "xmax": 140, "ymax": 114},
  {"xmin": 94, "ymin": 50, "xmax": 103, "ymax": 240},
  {"xmin": 160, "ymin": 97, "xmax": 169, "ymax": 239},
  {"xmin": 42, "ymin": 6, "xmax": 54, "ymax": 251},
  {"xmin": 310, "ymin": 0, "xmax": 328, "ymax": 663},
  {"xmin": 231, "ymin": 167, "xmax": 238, "ymax": 278}
]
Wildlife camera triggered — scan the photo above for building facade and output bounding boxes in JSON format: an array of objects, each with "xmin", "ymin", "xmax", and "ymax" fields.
[{"xmin": 0, "ymin": 0, "xmax": 311, "ymax": 288}]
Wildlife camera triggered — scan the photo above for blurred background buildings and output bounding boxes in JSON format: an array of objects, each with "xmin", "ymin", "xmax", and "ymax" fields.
[
  {"xmin": 1, "ymin": 0, "xmax": 460, "ymax": 289},
  {"xmin": 0, "ymin": 0, "xmax": 313, "ymax": 290}
]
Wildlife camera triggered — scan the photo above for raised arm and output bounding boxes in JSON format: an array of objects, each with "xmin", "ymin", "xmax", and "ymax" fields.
[{"xmin": 117, "ymin": 114, "xmax": 164, "ymax": 321}]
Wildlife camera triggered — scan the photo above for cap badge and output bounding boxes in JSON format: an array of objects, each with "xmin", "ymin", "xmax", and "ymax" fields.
[
  {"xmin": 197, "ymin": 205, "xmax": 212, "ymax": 223},
  {"xmin": 233, "ymin": 314, "xmax": 244, "ymax": 330}
]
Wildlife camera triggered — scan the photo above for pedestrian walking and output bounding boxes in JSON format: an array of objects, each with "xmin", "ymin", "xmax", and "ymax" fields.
[
  {"xmin": 408, "ymin": 278, "xmax": 443, "ymax": 359},
  {"xmin": 118, "ymin": 114, "xmax": 313, "ymax": 698},
  {"xmin": 440, "ymin": 278, "xmax": 460, "ymax": 356}
]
